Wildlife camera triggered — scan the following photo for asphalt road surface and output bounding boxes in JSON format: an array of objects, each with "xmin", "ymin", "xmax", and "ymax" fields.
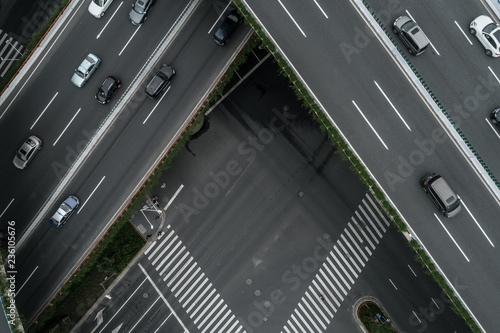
[{"xmin": 75, "ymin": 58, "xmax": 469, "ymax": 333}]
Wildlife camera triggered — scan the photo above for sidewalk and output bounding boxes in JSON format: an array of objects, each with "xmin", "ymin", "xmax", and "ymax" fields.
[
  {"xmin": 485, "ymin": 0, "xmax": 500, "ymax": 20},
  {"xmin": 128, "ymin": 195, "xmax": 165, "ymax": 242}
]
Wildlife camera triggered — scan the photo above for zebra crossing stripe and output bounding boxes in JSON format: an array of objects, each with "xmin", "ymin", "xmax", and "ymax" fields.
[
  {"xmin": 178, "ymin": 271, "xmax": 205, "ymax": 301},
  {"xmin": 330, "ymin": 251, "xmax": 355, "ymax": 285},
  {"xmin": 294, "ymin": 307, "xmax": 315, "ymax": 333},
  {"xmin": 155, "ymin": 240, "xmax": 181, "ymax": 269},
  {"xmin": 218, "ymin": 313, "xmax": 236, "ymax": 333},
  {"xmin": 318, "ymin": 268, "xmax": 343, "ymax": 302},
  {"xmin": 298, "ymin": 302, "xmax": 322, "ymax": 333},
  {"xmin": 190, "ymin": 288, "xmax": 217, "ymax": 318},
  {"xmin": 291, "ymin": 313, "xmax": 307, "ymax": 333},
  {"xmin": 362, "ymin": 198, "xmax": 386, "ymax": 232},
  {"xmin": 359, "ymin": 205, "xmax": 383, "ymax": 238},
  {"xmin": 196, "ymin": 297, "xmax": 223, "ymax": 327},
  {"xmin": 171, "ymin": 257, "xmax": 196, "ymax": 292},
  {"xmin": 147, "ymin": 230, "xmax": 174, "ymax": 260},
  {"xmin": 186, "ymin": 282, "xmax": 212, "ymax": 313},
  {"xmin": 365, "ymin": 194, "xmax": 391, "ymax": 227},
  {"xmin": 351, "ymin": 217, "xmax": 375, "ymax": 250},
  {"xmin": 341, "ymin": 232, "xmax": 367, "ymax": 265},
  {"xmin": 160, "ymin": 247, "xmax": 188, "ymax": 276},
  {"xmin": 325, "ymin": 257, "xmax": 350, "ymax": 292},
  {"xmin": 312, "ymin": 278, "xmax": 338, "ymax": 311},
  {"xmin": 335, "ymin": 242, "xmax": 361, "ymax": 275},
  {"xmin": 209, "ymin": 307, "xmax": 231, "ymax": 333},
  {"xmin": 304, "ymin": 292, "xmax": 329, "ymax": 325},
  {"xmin": 168, "ymin": 256, "xmax": 195, "ymax": 288},
  {"xmin": 355, "ymin": 211, "xmax": 379, "ymax": 244},
  {"xmin": 180, "ymin": 274, "xmax": 207, "ymax": 304}
]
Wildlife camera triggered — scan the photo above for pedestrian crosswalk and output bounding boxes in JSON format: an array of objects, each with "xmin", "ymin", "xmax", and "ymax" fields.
[
  {"xmin": 0, "ymin": 31, "xmax": 24, "ymax": 77},
  {"xmin": 144, "ymin": 227, "xmax": 248, "ymax": 333},
  {"xmin": 281, "ymin": 192, "xmax": 390, "ymax": 333},
  {"xmin": 144, "ymin": 191, "xmax": 390, "ymax": 333}
]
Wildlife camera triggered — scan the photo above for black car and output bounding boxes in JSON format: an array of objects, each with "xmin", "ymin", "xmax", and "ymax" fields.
[
  {"xmin": 212, "ymin": 10, "xmax": 241, "ymax": 46},
  {"xmin": 129, "ymin": 0, "xmax": 154, "ymax": 25},
  {"xmin": 491, "ymin": 108, "xmax": 500, "ymax": 127},
  {"xmin": 95, "ymin": 75, "xmax": 121, "ymax": 104},
  {"xmin": 146, "ymin": 64, "xmax": 175, "ymax": 99}
]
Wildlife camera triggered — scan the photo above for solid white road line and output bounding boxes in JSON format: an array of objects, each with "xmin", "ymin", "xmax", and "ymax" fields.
[
  {"xmin": 53, "ymin": 107, "xmax": 81, "ymax": 146},
  {"xmin": 0, "ymin": 198, "xmax": 14, "ymax": 219},
  {"xmin": 77, "ymin": 175, "xmax": 105, "ymax": 214},
  {"xmin": 352, "ymin": 100, "xmax": 389, "ymax": 150},
  {"xmin": 405, "ymin": 10, "xmax": 440, "ymax": 56},
  {"xmin": 31, "ymin": 92, "xmax": 58, "ymax": 130},
  {"xmin": 278, "ymin": 0, "xmax": 307, "ymax": 37},
  {"xmin": 434, "ymin": 213, "xmax": 470, "ymax": 262},
  {"xmin": 389, "ymin": 278, "xmax": 398, "ymax": 290},
  {"xmin": 313, "ymin": 0, "xmax": 328, "ymax": 19},
  {"xmin": 119, "ymin": 24, "xmax": 141, "ymax": 56},
  {"xmin": 208, "ymin": 2, "xmax": 232, "ymax": 34},
  {"xmin": 138, "ymin": 264, "xmax": 190, "ymax": 333},
  {"xmin": 456, "ymin": 20, "xmax": 473, "ymax": 45},
  {"xmin": 488, "ymin": 66, "xmax": 500, "ymax": 83},
  {"xmin": 163, "ymin": 184, "xmax": 184, "ymax": 211},
  {"xmin": 374, "ymin": 81, "xmax": 411, "ymax": 131},
  {"xmin": 15, "ymin": 266, "xmax": 37, "ymax": 297},
  {"xmin": 98, "ymin": 277, "xmax": 147, "ymax": 333},
  {"xmin": 485, "ymin": 117, "xmax": 500, "ymax": 139},
  {"xmin": 127, "ymin": 296, "xmax": 160, "ymax": 333},
  {"xmin": 408, "ymin": 264, "xmax": 417, "ymax": 277},
  {"xmin": 459, "ymin": 197, "xmax": 495, "ymax": 247},
  {"xmin": 143, "ymin": 86, "xmax": 171, "ymax": 124},
  {"xmin": 97, "ymin": 2, "xmax": 124, "ymax": 39}
]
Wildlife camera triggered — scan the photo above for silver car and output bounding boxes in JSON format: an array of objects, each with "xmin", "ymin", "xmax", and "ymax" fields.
[
  {"xmin": 49, "ymin": 196, "xmax": 80, "ymax": 228},
  {"xmin": 13, "ymin": 135, "xmax": 42, "ymax": 169},
  {"xmin": 71, "ymin": 53, "xmax": 101, "ymax": 87}
]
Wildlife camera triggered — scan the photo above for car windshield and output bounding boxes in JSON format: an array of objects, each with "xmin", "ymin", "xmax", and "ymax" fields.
[
  {"xmin": 60, "ymin": 202, "xmax": 73, "ymax": 214},
  {"xmin": 401, "ymin": 21, "xmax": 417, "ymax": 32},
  {"xmin": 93, "ymin": 0, "xmax": 104, "ymax": 6},
  {"xmin": 133, "ymin": 1, "xmax": 146, "ymax": 14},
  {"xmin": 493, "ymin": 30, "xmax": 500, "ymax": 46},
  {"xmin": 446, "ymin": 199, "xmax": 460, "ymax": 213},
  {"xmin": 16, "ymin": 149, "xmax": 28, "ymax": 161},
  {"xmin": 75, "ymin": 69, "xmax": 85, "ymax": 78},
  {"xmin": 484, "ymin": 23, "xmax": 498, "ymax": 34}
]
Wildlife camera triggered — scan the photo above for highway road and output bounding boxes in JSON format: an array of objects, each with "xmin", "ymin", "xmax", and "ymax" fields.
[
  {"xmin": 75, "ymin": 57, "xmax": 468, "ymax": 333},
  {"xmin": 0, "ymin": 0, "xmax": 252, "ymax": 325},
  {"xmin": 241, "ymin": 0, "xmax": 500, "ymax": 331}
]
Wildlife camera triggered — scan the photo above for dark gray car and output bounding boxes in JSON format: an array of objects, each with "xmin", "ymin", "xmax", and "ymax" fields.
[
  {"xmin": 129, "ymin": 0, "xmax": 154, "ymax": 25},
  {"xmin": 212, "ymin": 10, "xmax": 241, "ymax": 46},
  {"xmin": 393, "ymin": 15, "xmax": 430, "ymax": 56},
  {"xmin": 146, "ymin": 64, "xmax": 175, "ymax": 99},
  {"xmin": 421, "ymin": 173, "xmax": 461, "ymax": 218}
]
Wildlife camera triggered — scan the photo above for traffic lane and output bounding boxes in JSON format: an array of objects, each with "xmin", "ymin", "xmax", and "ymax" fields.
[
  {"xmin": 368, "ymin": 0, "xmax": 500, "ymax": 176},
  {"xmin": 243, "ymin": 0, "xmax": 500, "ymax": 256},
  {"xmin": 243, "ymin": 0, "xmax": 499, "ymax": 330},
  {"xmin": 143, "ymin": 59, "xmax": 459, "ymax": 331},
  {"xmin": 0, "ymin": 0, "xmax": 193, "ymax": 232},
  {"xmin": 14, "ymin": 3, "xmax": 253, "ymax": 322},
  {"xmin": 75, "ymin": 258, "xmax": 194, "ymax": 333}
]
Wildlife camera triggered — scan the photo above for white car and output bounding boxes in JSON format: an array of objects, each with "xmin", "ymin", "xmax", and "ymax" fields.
[
  {"xmin": 470, "ymin": 15, "xmax": 500, "ymax": 57},
  {"xmin": 88, "ymin": 0, "xmax": 114, "ymax": 18}
]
